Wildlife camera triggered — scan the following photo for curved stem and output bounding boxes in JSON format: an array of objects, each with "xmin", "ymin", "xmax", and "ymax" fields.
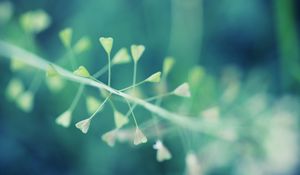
[
  {"xmin": 0, "ymin": 41, "xmax": 208, "ymax": 132},
  {"xmin": 93, "ymin": 65, "xmax": 108, "ymax": 78},
  {"xmin": 133, "ymin": 62, "xmax": 137, "ymax": 86},
  {"xmin": 69, "ymin": 84, "xmax": 84, "ymax": 111},
  {"xmin": 107, "ymin": 53, "xmax": 111, "ymax": 86},
  {"xmin": 67, "ymin": 47, "xmax": 76, "ymax": 70},
  {"xmin": 108, "ymin": 98, "xmax": 116, "ymax": 111},
  {"xmin": 28, "ymin": 72, "xmax": 43, "ymax": 93},
  {"xmin": 119, "ymin": 80, "xmax": 145, "ymax": 92},
  {"xmin": 151, "ymin": 75, "xmax": 168, "ymax": 138},
  {"xmin": 144, "ymin": 92, "xmax": 173, "ymax": 102},
  {"xmin": 125, "ymin": 98, "xmax": 139, "ymax": 128},
  {"xmin": 90, "ymin": 94, "xmax": 111, "ymax": 119}
]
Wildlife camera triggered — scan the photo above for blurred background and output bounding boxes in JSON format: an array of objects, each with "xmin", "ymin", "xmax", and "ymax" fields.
[{"xmin": 0, "ymin": 0, "xmax": 300, "ymax": 174}]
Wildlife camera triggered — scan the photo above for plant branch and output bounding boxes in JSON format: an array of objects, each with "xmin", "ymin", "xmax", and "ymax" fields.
[{"xmin": 0, "ymin": 41, "xmax": 214, "ymax": 133}]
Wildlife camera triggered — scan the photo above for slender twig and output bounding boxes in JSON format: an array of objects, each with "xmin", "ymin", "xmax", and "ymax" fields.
[
  {"xmin": 90, "ymin": 95, "xmax": 111, "ymax": 119},
  {"xmin": 119, "ymin": 80, "xmax": 146, "ymax": 92},
  {"xmin": 67, "ymin": 47, "xmax": 76, "ymax": 70},
  {"xmin": 107, "ymin": 53, "xmax": 111, "ymax": 86},
  {"xmin": 93, "ymin": 65, "xmax": 108, "ymax": 78},
  {"xmin": 69, "ymin": 84, "xmax": 85, "ymax": 111},
  {"xmin": 151, "ymin": 74, "xmax": 168, "ymax": 138},
  {"xmin": 28, "ymin": 72, "xmax": 43, "ymax": 93},
  {"xmin": 0, "ymin": 41, "xmax": 206, "ymax": 132},
  {"xmin": 125, "ymin": 98, "xmax": 139, "ymax": 128},
  {"xmin": 133, "ymin": 62, "xmax": 137, "ymax": 86}
]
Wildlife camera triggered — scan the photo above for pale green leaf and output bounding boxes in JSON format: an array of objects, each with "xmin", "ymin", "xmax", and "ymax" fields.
[
  {"xmin": 20, "ymin": 10, "xmax": 51, "ymax": 34},
  {"xmin": 126, "ymin": 87, "xmax": 144, "ymax": 98},
  {"xmin": 10, "ymin": 59, "xmax": 26, "ymax": 72},
  {"xmin": 201, "ymin": 106, "xmax": 220, "ymax": 123},
  {"xmin": 163, "ymin": 56, "xmax": 175, "ymax": 76},
  {"xmin": 55, "ymin": 110, "xmax": 72, "ymax": 128},
  {"xmin": 73, "ymin": 66, "xmax": 90, "ymax": 78},
  {"xmin": 173, "ymin": 83, "xmax": 191, "ymax": 98},
  {"xmin": 5, "ymin": 78, "xmax": 24, "ymax": 101},
  {"xmin": 145, "ymin": 72, "xmax": 161, "ymax": 83},
  {"xmin": 130, "ymin": 45, "xmax": 145, "ymax": 63},
  {"xmin": 46, "ymin": 64, "xmax": 58, "ymax": 77},
  {"xmin": 185, "ymin": 153, "xmax": 201, "ymax": 175},
  {"xmin": 114, "ymin": 111, "xmax": 129, "ymax": 129},
  {"xmin": 99, "ymin": 89, "xmax": 110, "ymax": 98},
  {"xmin": 86, "ymin": 96, "xmax": 102, "ymax": 115},
  {"xmin": 112, "ymin": 48, "xmax": 131, "ymax": 65},
  {"xmin": 16, "ymin": 91, "xmax": 34, "ymax": 112},
  {"xmin": 73, "ymin": 36, "xmax": 91, "ymax": 54},
  {"xmin": 188, "ymin": 66, "xmax": 205, "ymax": 87},
  {"xmin": 75, "ymin": 118, "xmax": 91, "ymax": 134},
  {"xmin": 102, "ymin": 129, "xmax": 118, "ymax": 147},
  {"xmin": 59, "ymin": 28, "xmax": 73, "ymax": 48},
  {"xmin": 99, "ymin": 37, "xmax": 113, "ymax": 55},
  {"xmin": 153, "ymin": 140, "xmax": 172, "ymax": 162},
  {"xmin": 133, "ymin": 127, "xmax": 147, "ymax": 145},
  {"xmin": 46, "ymin": 76, "xmax": 65, "ymax": 93}
]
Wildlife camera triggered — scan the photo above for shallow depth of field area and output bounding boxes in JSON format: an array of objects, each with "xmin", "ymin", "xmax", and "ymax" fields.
[{"xmin": 0, "ymin": 0, "xmax": 300, "ymax": 175}]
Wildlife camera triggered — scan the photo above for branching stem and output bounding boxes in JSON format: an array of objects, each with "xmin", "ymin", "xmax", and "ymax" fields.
[
  {"xmin": 0, "ymin": 41, "xmax": 223, "ymax": 134},
  {"xmin": 133, "ymin": 62, "xmax": 137, "ymax": 86},
  {"xmin": 69, "ymin": 84, "xmax": 85, "ymax": 111},
  {"xmin": 90, "ymin": 94, "xmax": 111, "ymax": 119},
  {"xmin": 107, "ymin": 53, "xmax": 111, "ymax": 86},
  {"xmin": 125, "ymin": 99, "xmax": 139, "ymax": 128}
]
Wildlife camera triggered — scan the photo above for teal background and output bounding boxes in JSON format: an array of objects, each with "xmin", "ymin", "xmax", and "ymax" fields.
[{"xmin": 0, "ymin": 0, "xmax": 300, "ymax": 175}]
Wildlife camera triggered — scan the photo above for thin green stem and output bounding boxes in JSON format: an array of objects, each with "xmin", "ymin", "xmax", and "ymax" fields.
[
  {"xmin": 90, "ymin": 94, "xmax": 111, "ymax": 119},
  {"xmin": 125, "ymin": 98, "xmax": 139, "ymax": 128},
  {"xmin": 28, "ymin": 72, "xmax": 43, "ymax": 93},
  {"xmin": 108, "ymin": 98, "xmax": 116, "ymax": 111},
  {"xmin": 66, "ymin": 47, "xmax": 83, "ymax": 115},
  {"xmin": 133, "ymin": 62, "xmax": 137, "ymax": 86},
  {"xmin": 93, "ymin": 65, "xmax": 108, "ymax": 78},
  {"xmin": 24, "ymin": 30, "xmax": 37, "ymax": 52},
  {"xmin": 67, "ymin": 47, "xmax": 76, "ymax": 70},
  {"xmin": 0, "ymin": 41, "xmax": 231, "ymax": 137},
  {"xmin": 151, "ymin": 75, "xmax": 168, "ymax": 138},
  {"xmin": 107, "ymin": 53, "xmax": 111, "ymax": 86},
  {"xmin": 124, "ymin": 103, "xmax": 138, "ymax": 117},
  {"xmin": 112, "ymin": 91, "xmax": 172, "ymax": 103},
  {"xmin": 119, "ymin": 80, "xmax": 145, "ymax": 92},
  {"xmin": 57, "ymin": 50, "xmax": 75, "ymax": 66},
  {"xmin": 144, "ymin": 92, "xmax": 173, "ymax": 102},
  {"xmin": 69, "ymin": 84, "xmax": 85, "ymax": 111}
]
